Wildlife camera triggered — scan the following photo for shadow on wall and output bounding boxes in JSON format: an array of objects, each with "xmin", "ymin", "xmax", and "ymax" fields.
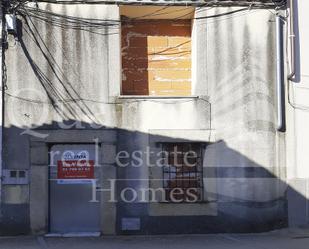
[
  {"xmin": 1, "ymin": 4, "xmax": 307, "ymax": 236},
  {"xmin": 0, "ymin": 120, "xmax": 307, "ymax": 235},
  {"xmin": 4, "ymin": 9, "xmax": 118, "ymax": 127}
]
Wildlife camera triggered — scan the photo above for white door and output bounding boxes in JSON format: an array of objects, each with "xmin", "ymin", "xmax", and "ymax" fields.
[{"xmin": 49, "ymin": 144, "xmax": 100, "ymax": 233}]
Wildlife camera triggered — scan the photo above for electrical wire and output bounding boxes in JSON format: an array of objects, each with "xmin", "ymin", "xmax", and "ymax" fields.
[
  {"xmin": 6, "ymin": 6, "xmax": 211, "ymax": 106},
  {"xmin": 3, "ymin": 0, "xmax": 286, "ymax": 109},
  {"xmin": 2, "ymin": 0, "xmax": 284, "ymax": 138},
  {"xmin": 16, "ymin": 3, "xmax": 275, "ymax": 32},
  {"xmin": 5, "ymin": 92, "xmax": 210, "ymax": 105},
  {"xmin": 9, "ymin": 0, "xmax": 287, "ymax": 8}
]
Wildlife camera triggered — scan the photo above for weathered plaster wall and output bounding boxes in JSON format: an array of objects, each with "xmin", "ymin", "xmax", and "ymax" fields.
[
  {"xmin": 204, "ymin": 6, "xmax": 287, "ymax": 229},
  {"xmin": 286, "ymin": 0, "xmax": 309, "ymax": 227},
  {"xmin": 2, "ymin": 3, "xmax": 122, "ymax": 235},
  {"xmin": 1, "ymin": 3, "xmax": 211, "ymax": 235},
  {"xmin": 0, "ymin": 0, "xmax": 3, "ymax": 203},
  {"xmin": 1, "ymin": 3, "xmax": 287, "ymax": 235},
  {"xmin": 117, "ymin": 7, "xmax": 287, "ymax": 234}
]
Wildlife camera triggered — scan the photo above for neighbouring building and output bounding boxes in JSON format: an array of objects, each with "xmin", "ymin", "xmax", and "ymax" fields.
[{"xmin": 0, "ymin": 0, "xmax": 308, "ymax": 236}]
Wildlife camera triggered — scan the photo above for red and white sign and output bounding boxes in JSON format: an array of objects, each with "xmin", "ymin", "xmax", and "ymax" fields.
[{"xmin": 57, "ymin": 160, "xmax": 94, "ymax": 179}]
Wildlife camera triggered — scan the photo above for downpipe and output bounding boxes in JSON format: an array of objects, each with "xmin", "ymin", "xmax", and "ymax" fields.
[
  {"xmin": 0, "ymin": 5, "xmax": 4, "ymax": 202},
  {"xmin": 276, "ymin": 15, "xmax": 286, "ymax": 132},
  {"xmin": 0, "ymin": 4, "xmax": 3, "ymax": 201},
  {"xmin": 288, "ymin": 0, "xmax": 295, "ymax": 80}
]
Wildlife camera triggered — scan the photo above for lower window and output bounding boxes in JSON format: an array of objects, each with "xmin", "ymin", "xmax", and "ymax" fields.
[{"xmin": 161, "ymin": 143, "xmax": 204, "ymax": 203}]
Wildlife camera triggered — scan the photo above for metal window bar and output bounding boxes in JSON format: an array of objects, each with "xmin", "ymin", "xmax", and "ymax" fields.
[{"xmin": 162, "ymin": 143, "xmax": 203, "ymax": 203}]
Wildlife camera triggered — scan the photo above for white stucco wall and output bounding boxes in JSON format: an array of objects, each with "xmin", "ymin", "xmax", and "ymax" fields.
[
  {"xmin": 0, "ymin": 2, "xmax": 3, "ymax": 203},
  {"xmin": 286, "ymin": 0, "xmax": 309, "ymax": 226},
  {"xmin": 1, "ymin": 2, "xmax": 288, "ymax": 234}
]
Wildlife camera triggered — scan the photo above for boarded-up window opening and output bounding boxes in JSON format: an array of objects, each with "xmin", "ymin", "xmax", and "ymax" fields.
[{"xmin": 121, "ymin": 19, "xmax": 192, "ymax": 96}]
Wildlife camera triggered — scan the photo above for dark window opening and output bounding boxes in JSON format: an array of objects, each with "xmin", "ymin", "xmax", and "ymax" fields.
[
  {"xmin": 19, "ymin": 171, "xmax": 26, "ymax": 178},
  {"xmin": 10, "ymin": 170, "xmax": 17, "ymax": 178},
  {"xmin": 162, "ymin": 143, "xmax": 203, "ymax": 203}
]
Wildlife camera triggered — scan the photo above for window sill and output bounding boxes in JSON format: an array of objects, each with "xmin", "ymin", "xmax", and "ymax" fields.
[
  {"xmin": 117, "ymin": 95, "xmax": 200, "ymax": 100},
  {"xmin": 157, "ymin": 200, "xmax": 216, "ymax": 204},
  {"xmin": 149, "ymin": 201, "xmax": 218, "ymax": 216}
]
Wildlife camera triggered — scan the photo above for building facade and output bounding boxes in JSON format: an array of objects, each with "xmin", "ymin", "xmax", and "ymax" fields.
[
  {"xmin": 286, "ymin": 0, "xmax": 309, "ymax": 227},
  {"xmin": 1, "ymin": 0, "xmax": 306, "ymax": 236}
]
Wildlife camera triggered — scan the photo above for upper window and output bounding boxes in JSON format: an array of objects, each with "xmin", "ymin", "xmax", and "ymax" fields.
[{"xmin": 121, "ymin": 7, "xmax": 192, "ymax": 96}]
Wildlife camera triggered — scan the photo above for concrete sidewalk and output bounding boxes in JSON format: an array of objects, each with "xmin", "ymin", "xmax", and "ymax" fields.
[{"xmin": 1, "ymin": 229, "xmax": 309, "ymax": 249}]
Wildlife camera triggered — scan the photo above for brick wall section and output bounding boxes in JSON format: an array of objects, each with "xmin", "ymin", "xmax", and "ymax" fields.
[{"xmin": 121, "ymin": 20, "xmax": 192, "ymax": 96}]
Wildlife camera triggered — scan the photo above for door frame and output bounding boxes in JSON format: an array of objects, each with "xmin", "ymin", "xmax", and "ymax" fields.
[
  {"xmin": 29, "ymin": 130, "xmax": 117, "ymax": 235},
  {"xmin": 48, "ymin": 143, "xmax": 101, "ymax": 234}
]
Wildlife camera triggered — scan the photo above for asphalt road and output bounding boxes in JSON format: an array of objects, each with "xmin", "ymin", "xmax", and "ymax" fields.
[{"xmin": 1, "ymin": 229, "xmax": 309, "ymax": 249}]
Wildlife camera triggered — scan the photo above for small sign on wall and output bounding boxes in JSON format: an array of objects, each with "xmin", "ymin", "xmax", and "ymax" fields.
[
  {"xmin": 57, "ymin": 160, "xmax": 94, "ymax": 179},
  {"xmin": 121, "ymin": 218, "xmax": 141, "ymax": 231}
]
